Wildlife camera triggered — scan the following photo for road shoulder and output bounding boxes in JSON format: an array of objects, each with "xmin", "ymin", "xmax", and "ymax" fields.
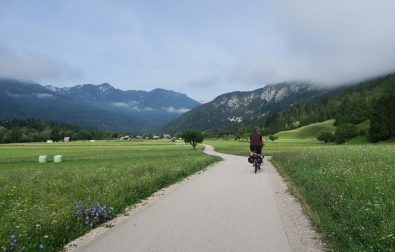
[{"xmin": 265, "ymin": 157, "xmax": 325, "ymax": 251}]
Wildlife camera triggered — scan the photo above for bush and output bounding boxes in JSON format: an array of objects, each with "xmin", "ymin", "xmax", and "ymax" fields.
[
  {"xmin": 269, "ymin": 135, "xmax": 278, "ymax": 142},
  {"xmin": 335, "ymin": 123, "xmax": 358, "ymax": 144},
  {"xmin": 317, "ymin": 131, "xmax": 335, "ymax": 143}
]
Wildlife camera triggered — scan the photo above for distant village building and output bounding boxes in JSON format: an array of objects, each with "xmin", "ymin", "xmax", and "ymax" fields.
[
  {"xmin": 64, "ymin": 137, "xmax": 70, "ymax": 142},
  {"xmin": 152, "ymin": 135, "xmax": 160, "ymax": 140},
  {"xmin": 163, "ymin": 134, "xmax": 171, "ymax": 139},
  {"xmin": 46, "ymin": 140, "xmax": 53, "ymax": 143},
  {"xmin": 119, "ymin": 135, "xmax": 131, "ymax": 141},
  {"xmin": 136, "ymin": 136, "xmax": 143, "ymax": 139}
]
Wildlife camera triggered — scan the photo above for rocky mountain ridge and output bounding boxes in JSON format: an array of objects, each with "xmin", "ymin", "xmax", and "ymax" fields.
[{"xmin": 162, "ymin": 82, "xmax": 327, "ymax": 132}]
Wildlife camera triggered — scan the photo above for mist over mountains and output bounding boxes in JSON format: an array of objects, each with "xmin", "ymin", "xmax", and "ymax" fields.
[
  {"xmin": 1, "ymin": 72, "xmax": 394, "ymax": 135},
  {"xmin": 0, "ymin": 78, "xmax": 200, "ymax": 132},
  {"xmin": 163, "ymin": 73, "xmax": 395, "ymax": 135}
]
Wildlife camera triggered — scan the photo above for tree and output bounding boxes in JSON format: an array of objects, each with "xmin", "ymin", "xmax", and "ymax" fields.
[
  {"xmin": 181, "ymin": 130, "xmax": 204, "ymax": 149},
  {"xmin": 4, "ymin": 127, "xmax": 23, "ymax": 143},
  {"xmin": 335, "ymin": 123, "xmax": 358, "ymax": 144},
  {"xmin": 370, "ymin": 91, "xmax": 395, "ymax": 142},
  {"xmin": 317, "ymin": 131, "xmax": 335, "ymax": 143},
  {"xmin": 269, "ymin": 135, "xmax": 278, "ymax": 142},
  {"xmin": 234, "ymin": 126, "xmax": 249, "ymax": 141}
]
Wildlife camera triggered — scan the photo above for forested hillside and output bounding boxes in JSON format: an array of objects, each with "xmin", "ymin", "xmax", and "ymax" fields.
[
  {"xmin": 268, "ymin": 74, "xmax": 395, "ymax": 141},
  {"xmin": 163, "ymin": 73, "xmax": 395, "ymax": 143},
  {"xmin": 162, "ymin": 82, "xmax": 328, "ymax": 133}
]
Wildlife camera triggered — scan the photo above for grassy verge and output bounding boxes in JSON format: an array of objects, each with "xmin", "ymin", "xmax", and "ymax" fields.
[
  {"xmin": 0, "ymin": 140, "xmax": 220, "ymax": 251},
  {"xmin": 272, "ymin": 146, "xmax": 394, "ymax": 251},
  {"xmin": 208, "ymin": 139, "xmax": 395, "ymax": 251}
]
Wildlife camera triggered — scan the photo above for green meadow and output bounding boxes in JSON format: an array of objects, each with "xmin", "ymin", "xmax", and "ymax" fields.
[
  {"xmin": 1, "ymin": 120, "xmax": 394, "ymax": 251},
  {"xmin": 208, "ymin": 122, "xmax": 395, "ymax": 251},
  {"xmin": 0, "ymin": 140, "xmax": 220, "ymax": 251}
]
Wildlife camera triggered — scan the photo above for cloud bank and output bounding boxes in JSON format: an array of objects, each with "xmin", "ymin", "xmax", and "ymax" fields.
[
  {"xmin": 0, "ymin": 43, "xmax": 82, "ymax": 82},
  {"xmin": 231, "ymin": 0, "xmax": 395, "ymax": 87}
]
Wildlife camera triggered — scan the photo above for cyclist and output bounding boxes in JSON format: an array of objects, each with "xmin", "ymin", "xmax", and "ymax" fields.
[{"xmin": 249, "ymin": 128, "xmax": 264, "ymax": 156}]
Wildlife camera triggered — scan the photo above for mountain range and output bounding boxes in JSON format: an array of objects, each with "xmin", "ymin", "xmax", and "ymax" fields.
[
  {"xmin": 162, "ymin": 82, "xmax": 329, "ymax": 132},
  {"xmin": 0, "ymin": 78, "xmax": 200, "ymax": 132},
  {"xmin": 1, "ymin": 73, "xmax": 393, "ymax": 134},
  {"xmin": 163, "ymin": 73, "xmax": 395, "ymax": 134}
]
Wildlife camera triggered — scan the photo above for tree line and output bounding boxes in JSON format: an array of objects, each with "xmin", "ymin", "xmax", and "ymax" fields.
[{"xmin": 0, "ymin": 118, "xmax": 117, "ymax": 143}]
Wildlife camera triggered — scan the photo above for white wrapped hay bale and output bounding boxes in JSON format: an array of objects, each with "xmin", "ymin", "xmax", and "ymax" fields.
[
  {"xmin": 54, "ymin": 155, "xmax": 63, "ymax": 163},
  {"xmin": 38, "ymin": 155, "xmax": 48, "ymax": 163}
]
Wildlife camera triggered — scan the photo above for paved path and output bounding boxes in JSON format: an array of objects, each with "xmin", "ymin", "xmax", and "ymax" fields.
[{"xmin": 72, "ymin": 145, "xmax": 323, "ymax": 252}]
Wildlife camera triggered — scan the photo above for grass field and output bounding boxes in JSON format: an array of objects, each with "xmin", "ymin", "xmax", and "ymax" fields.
[
  {"xmin": 0, "ymin": 140, "xmax": 220, "ymax": 251},
  {"xmin": 208, "ymin": 133, "xmax": 395, "ymax": 251},
  {"xmin": 274, "ymin": 119, "xmax": 336, "ymax": 139}
]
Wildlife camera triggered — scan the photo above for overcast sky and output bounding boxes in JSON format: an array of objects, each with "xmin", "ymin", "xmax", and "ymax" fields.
[{"xmin": 1, "ymin": 0, "xmax": 395, "ymax": 102}]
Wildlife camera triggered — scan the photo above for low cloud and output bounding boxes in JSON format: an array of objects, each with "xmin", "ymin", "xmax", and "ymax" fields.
[
  {"xmin": 232, "ymin": 0, "xmax": 395, "ymax": 87},
  {"xmin": 6, "ymin": 92, "xmax": 55, "ymax": 99},
  {"xmin": 35, "ymin": 93, "xmax": 55, "ymax": 99},
  {"xmin": 128, "ymin": 106, "xmax": 154, "ymax": 112},
  {"xmin": 164, "ymin": 107, "xmax": 190, "ymax": 114},
  {"xmin": 112, "ymin": 102, "xmax": 129, "ymax": 108},
  {"xmin": 0, "ymin": 42, "xmax": 82, "ymax": 82}
]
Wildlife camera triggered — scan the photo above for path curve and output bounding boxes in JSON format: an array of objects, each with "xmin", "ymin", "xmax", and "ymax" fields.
[{"xmin": 69, "ymin": 145, "xmax": 324, "ymax": 252}]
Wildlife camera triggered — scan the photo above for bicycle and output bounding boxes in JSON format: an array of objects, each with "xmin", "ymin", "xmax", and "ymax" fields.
[{"xmin": 248, "ymin": 147, "xmax": 263, "ymax": 173}]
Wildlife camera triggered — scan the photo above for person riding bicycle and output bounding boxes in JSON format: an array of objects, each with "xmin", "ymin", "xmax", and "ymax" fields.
[{"xmin": 249, "ymin": 128, "xmax": 264, "ymax": 155}]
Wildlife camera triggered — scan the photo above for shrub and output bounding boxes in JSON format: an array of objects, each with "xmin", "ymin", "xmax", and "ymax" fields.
[
  {"xmin": 335, "ymin": 123, "xmax": 358, "ymax": 144},
  {"xmin": 269, "ymin": 135, "xmax": 278, "ymax": 142},
  {"xmin": 317, "ymin": 131, "xmax": 335, "ymax": 143}
]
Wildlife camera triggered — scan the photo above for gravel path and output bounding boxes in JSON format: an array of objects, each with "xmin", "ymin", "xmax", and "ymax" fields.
[{"xmin": 66, "ymin": 145, "xmax": 324, "ymax": 252}]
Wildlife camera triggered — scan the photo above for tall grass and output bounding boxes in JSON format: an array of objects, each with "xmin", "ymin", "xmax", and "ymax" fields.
[
  {"xmin": 208, "ymin": 139, "xmax": 395, "ymax": 251},
  {"xmin": 0, "ymin": 141, "xmax": 220, "ymax": 251},
  {"xmin": 272, "ymin": 146, "xmax": 394, "ymax": 251}
]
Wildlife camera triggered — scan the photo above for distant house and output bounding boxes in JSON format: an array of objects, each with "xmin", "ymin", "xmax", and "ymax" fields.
[
  {"xmin": 136, "ymin": 136, "xmax": 143, "ymax": 139},
  {"xmin": 46, "ymin": 140, "xmax": 53, "ymax": 143},
  {"xmin": 64, "ymin": 137, "xmax": 70, "ymax": 142},
  {"xmin": 163, "ymin": 134, "xmax": 171, "ymax": 139},
  {"xmin": 152, "ymin": 135, "xmax": 160, "ymax": 140},
  {"xmin": 120, "ymin": 135, "xmax": 131, "ymax": 141}
]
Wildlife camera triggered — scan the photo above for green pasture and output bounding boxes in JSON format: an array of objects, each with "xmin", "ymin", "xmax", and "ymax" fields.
[
  {"xmin": 0, "ymin": 140, "xmax": 220, "ymax": 251},
  {"xmin": 274, "ymin": 119, "xmax": 336, "ymax": 139},
  {"xmin": 208, "ymin": 133, "xmax": 395, "ymax": 251}
]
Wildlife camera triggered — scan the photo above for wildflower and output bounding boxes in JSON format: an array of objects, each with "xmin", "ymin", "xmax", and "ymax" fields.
[
  {"xmin": 44, "ymin": 235, "xmax": 48, "ymax": 239},
  {"xmin": 39, "ymin": 244, "xmax": 44, "ymax": 250}
]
